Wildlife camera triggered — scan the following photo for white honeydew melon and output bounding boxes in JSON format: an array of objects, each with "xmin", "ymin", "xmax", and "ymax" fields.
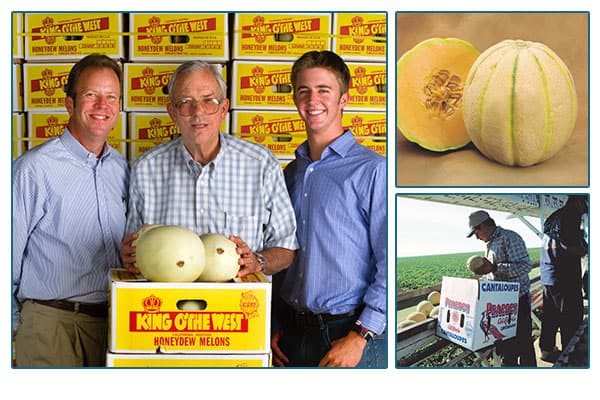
[
  {"xmin": 136, "ymin": 225, "xmax": 206, "ymax": 282},
  {"xmin": 429, "ymin": 305, "xmax": 440, "ymax": 318},
  {"xmin": 416, "ymin": 300, "xmax": 434, "ymax": 317},
  {"xmin": 407, "ymin": 311, "xmax": 427, "ymax": 323},
  {"xmin": 428, "ymin": 291, "xmax": 441, "ymax": 306},
  {"xmin": 196, "ymin": 234, "xmax": 240, "ymax": 282},
  {"xmin": 397, "ymin": 319, "xmax": 417, "ymax": 331},
  {"xmin": 132, "ymin": 224, "xmax": 163, "ymax": 247}
]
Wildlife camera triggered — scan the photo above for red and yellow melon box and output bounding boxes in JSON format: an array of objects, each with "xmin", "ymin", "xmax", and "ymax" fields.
[
  {"xmin": 342, "ymin": 111, "xmax": 386, "ymax": 156},
  {"xmin": 123, "ymin": 63, "xmax": 178, "ymax": 112},
  {"xmin": 24, "ymin": 13, "xmax": 124, "ymax": 61},
  {"xmin": 346, "ymin": 62, "xmax": 386, "ymax": 111},
  {"xmin": 108, "ymin": 269, "xmax": 271, "ymax": 354},
  {"xmin": 23, "ymin": 63, "xmax": 74, "ymax": 111},
  {"xmin": 231, "ymin": 110, "xmax": 306, "ymax": 157},
  {"xmin": 128, "ymin": 13, "xmax": 229, "ymax": 62},
  {"xmin": 231, "ymin": 61, "xmax": 295, "ymax": 110},
  {"xmin": 233, "ymin": 13, "xmax": 332, "ymax": 60},
  {"xmin": 27, "ymin": 111, "xmax": 127, "ymax": 157},
  {"xmin": 106, "ymin": 352, "xmax": 271, "ymax": 368},
  {"xmin": 128, "ymin": 113, "xmax": 178, "ymax": 161},
  {"xmin": 332, "ymin": 13, "xmax": 386, "ymax": 62}
]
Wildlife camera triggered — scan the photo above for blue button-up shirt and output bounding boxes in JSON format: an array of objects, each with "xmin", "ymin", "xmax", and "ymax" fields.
[
  {"xmin": 12, "ymin": 129, "xmax": 129, "ymax": 326},
  {"xmin": 126, "ymin": 133, "xmax": 298, "ymax": 253},
  {"xmin": 279, "ymin": 131, "xmax": 387, "ymax": 334}
]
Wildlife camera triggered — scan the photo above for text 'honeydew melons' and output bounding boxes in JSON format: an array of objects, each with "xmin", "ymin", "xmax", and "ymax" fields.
[
  {"xmin": 196, "ymin": 234, "xmax": 240, "ymax": 282},
  {"xmin": 463, "ymin": 39, "xmax": 577, "ymax": 166},
  {"xmin": 135, "ymin": 225, "xmax": 206, "ymax": 282}
]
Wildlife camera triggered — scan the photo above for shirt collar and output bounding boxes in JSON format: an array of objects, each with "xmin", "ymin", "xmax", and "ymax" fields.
[
  {"xmin": 60, "ymin": 128, "xmax": 110, "ymax": 166},
  {"xmin": 295, "ymin": 129, "xmax": 355, "ymax": 160},
  {"xmin": 180, "ymin": 133, "xmax": 225, "ymax": 174}
]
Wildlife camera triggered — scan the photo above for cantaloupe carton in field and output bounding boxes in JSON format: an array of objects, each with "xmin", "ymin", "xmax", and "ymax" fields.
[{"xmin": 436, "ymin": 276, "xmax": 519, "ymax": 351}]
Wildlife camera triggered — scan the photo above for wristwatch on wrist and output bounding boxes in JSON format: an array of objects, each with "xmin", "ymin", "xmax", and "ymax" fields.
[
  {"xmin": 254, "ymin": 252, "xmax": 266, "ymax": 273},
  {"xmin": 351, "ymin": 320, "xmax": 375, "ymax": 342}
]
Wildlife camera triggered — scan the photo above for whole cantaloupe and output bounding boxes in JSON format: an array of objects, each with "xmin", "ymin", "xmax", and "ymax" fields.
[
  {"xmin": 429, "ymin": 305, "xmax": 440, "ymax": 318},
  {"xmin": 136, "ymin": 225, "xmax": 206, "ymax": 282},
  {"xmin": 397, "ymin": 319, "xmax": 417, "ymax": 331},
  {"xmin": 467, "ymin": 255, "xmax": 487, "ymax": 275},
  {"xmin": 397, "ymin": 38, "xmax": 480, "ymax": 151},
  {"xmin": 463, "ymin": 39, "xmax": 577, "ymax": 166}
]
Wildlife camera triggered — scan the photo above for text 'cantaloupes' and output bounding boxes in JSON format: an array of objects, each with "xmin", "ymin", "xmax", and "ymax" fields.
[
  {"xmin": 463, "ymin": 39, "xmax": 577, "ymax": 167},
  {"xmin": 397, "ymin": 38, "xmax": 480, "ymax": 151}
]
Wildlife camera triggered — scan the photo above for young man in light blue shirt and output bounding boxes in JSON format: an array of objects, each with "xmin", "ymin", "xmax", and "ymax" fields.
[{"xmin": 271, "ymin": 50, "xmax": 387, "ymax": 367}]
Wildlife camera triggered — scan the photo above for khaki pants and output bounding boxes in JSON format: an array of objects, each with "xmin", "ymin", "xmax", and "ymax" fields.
[{"xmin": 15, "ymin": 300, "xmax": 108, "ymax": 367}]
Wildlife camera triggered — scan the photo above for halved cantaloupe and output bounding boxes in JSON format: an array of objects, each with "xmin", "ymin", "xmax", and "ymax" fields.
[{"xmin": 397, "ymin": 38, "xmax": 480, "ymax": 151}]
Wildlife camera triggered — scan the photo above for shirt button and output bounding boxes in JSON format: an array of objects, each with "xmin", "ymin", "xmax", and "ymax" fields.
[{"xmin": 303, "ymin": 193, "xmax": 308, "ymax": 197}]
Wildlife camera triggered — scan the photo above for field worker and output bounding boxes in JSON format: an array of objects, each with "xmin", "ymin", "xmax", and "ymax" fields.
[
  {"xmin": 13, "ymin": 54, "xmax": 128, "ymax": 367},
  {"xmin": 467, "ymin": 210, "xmax": 537, "ymax": 366},
  {"xmin": 271, "ymin": 50, "xmax": 387, "ymax": 367},
  {"xmin": 539, "ymin": 195, "xmax": 588, "ymax": 363},
  {"xmin": 120, "ymin": 60, "xmax": 298, "ymax": 279}
]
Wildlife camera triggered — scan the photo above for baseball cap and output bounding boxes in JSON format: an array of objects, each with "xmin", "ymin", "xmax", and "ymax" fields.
[{"xmin": 467, "ymin": 210, "xmax": 490, "ymax": 238}]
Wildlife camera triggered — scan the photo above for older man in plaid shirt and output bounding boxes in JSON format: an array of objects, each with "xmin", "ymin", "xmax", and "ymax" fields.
[{"xmin": 467, "ymin": 210, "xmax": 537, "ymax": 367}]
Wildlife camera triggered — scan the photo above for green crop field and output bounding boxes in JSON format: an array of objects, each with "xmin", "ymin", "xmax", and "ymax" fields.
[{"xmin": 397, "ymin": 248, "xmax": 541, "ymax": 292}]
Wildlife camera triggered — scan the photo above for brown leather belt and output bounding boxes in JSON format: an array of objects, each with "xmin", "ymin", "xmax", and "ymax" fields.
[
  {"xmin": 286, "ymin": 306, "xmax": 362, "ymax": 328},
  {"xmin": 32, "ymin": 299, "xmax": 108, "ymax": 318}
]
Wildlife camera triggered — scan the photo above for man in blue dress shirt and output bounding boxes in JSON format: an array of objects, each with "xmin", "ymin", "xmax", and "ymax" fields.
[
  {"xmin": 271, "ymin": 50, "xmax": 387, "ymax": 367},
  {"xmin": 12, "ymin": 54, "xmax": 129, "ymax": 366}
]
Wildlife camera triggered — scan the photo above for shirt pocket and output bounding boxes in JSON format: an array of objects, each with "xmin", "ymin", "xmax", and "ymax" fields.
[{"xmin": 224, "ymin": 213, "xmax": 262, "ymax": 250}]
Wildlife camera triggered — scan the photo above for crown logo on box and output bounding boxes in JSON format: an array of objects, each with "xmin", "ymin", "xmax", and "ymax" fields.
[
  {"xmin": 46, "ymin": 115, "xmax": 59, "ymax": 127},
  {"xmin": 351, "ymin": 16, "xmax": 363, "ymax": 27},
  {"xmin": 351, "ymin": 115, "xmax": 363, "ymax": 127},
  {"xmin": 142, "ymin": 294, "xmax": 162, "ymax": 313}
]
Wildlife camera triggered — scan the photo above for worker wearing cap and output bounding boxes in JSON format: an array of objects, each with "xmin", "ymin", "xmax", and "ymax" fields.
[{"xmin": 467, "ymin": 210, "xmax": 537, "ymax": 367}]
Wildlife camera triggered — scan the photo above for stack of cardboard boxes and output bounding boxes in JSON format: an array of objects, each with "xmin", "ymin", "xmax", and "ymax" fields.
[{"xmin": 12, "ymin": 12, "xmax": 387, "ymax": 165}]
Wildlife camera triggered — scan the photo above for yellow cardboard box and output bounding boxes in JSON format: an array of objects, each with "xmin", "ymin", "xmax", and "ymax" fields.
[
  {"xmin": 13, "ymin": 113, "xmax": 25, "ymax": 159},
  {"xmin": 13, "ymin": 63, "xmax": 23, "ymax": 112},
  {"xmin": 231, "ymin": 110, "xmax": 306, "ymax": 157},
  {"xmin": 24, "ymin": 13, "xmax": 124, "ymax": 61},
  {"xmin": 342, "ymin": 111, "xmax": 386, "ymax": 156},
  {"xmin": 13, "ymin": 13, "xmax": 24, "ymax": 60},
  {"xmin": 347, "ymin": 62, "xmax": 386, "ymax": 111},
  {"xmin": 233, "ymin": 13, "xmax": 332, "ymax": 60},
  {"xmin": 129, "ymin": 13, "xmax": 229, "ymax": 62},
  {"xmin": 106, "ymin": 352, "xmax": 271, "ymax": 367},
  {"xmin": 23, "ymin": 63, "xmax": 73, "ymax": 111},
  {"xmin": 109, "ymin": 269, "xmax": 271, "ymax": 354},
  {"xmin": 128, "ymin": 113, "xmax": 179, "ymax": 161},
  {"xmin": 123, "ymin": 63, "xmax": 177, "ymax": 112},
  {"xmin": 231, "ymin": 61, "xmax": 295, "ymax": 110},
  {"xmin": 332, "ymin": 13, "xmax": 386, "ymax": 62},
  {"xmin": 27, "ymin": 111, "xmax": 127, "ymax": 157}
]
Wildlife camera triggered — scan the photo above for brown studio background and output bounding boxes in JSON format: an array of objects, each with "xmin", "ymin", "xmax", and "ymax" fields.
[{"xmin": 396, "ymin": 13, "xmax": 589, "ymax": 187}]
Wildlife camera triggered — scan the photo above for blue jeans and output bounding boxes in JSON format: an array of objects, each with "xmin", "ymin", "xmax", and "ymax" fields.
[{"xmin": 277, "ymin": 316, "xmax": 387, "ymax": 367}]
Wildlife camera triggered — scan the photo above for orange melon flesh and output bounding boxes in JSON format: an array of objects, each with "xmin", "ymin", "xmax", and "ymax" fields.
[{"xmin": 397, "ymin": 38, "xmax": 480, "ymax": 151}]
